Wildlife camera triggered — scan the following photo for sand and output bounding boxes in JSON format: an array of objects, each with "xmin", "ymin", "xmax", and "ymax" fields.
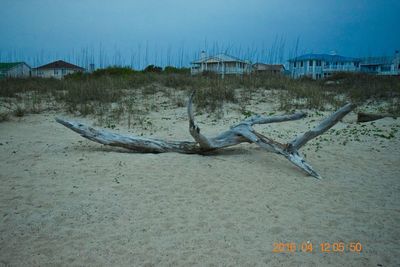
[{"xmin": 1, "ymin": 97, "xmax": 400, "ymax": 266}]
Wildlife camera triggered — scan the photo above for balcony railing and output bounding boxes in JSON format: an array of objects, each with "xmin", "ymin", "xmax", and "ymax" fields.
[{"xmin": 191, "ymin": 66, "xmax": 250, "ymax": 75}]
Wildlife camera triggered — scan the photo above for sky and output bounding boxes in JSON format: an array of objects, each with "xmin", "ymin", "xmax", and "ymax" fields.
[{"xmin": 0, "ymin": 0, "xmax": 399, "ymax": 68}]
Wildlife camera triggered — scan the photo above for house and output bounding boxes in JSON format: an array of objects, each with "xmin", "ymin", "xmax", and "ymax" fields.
[
  {"xmin": 34, "ymin": 60, "xmax": 85, "ymax": 79},
  {"xmin": 190, "ymin": 52, "xmax": 252, "ymax": 77},
  {"xmin": 253, "ymin": 63, "xmax": 285, "ymax": 75},
  {"xmin": 360, "ymin": 51, "xmax": 400, "ymax": 75},
  {"xmin": 288, "ymin": 53, "xmax": 361, "ymax": 79},
  {"xmin": 0, "ymin": 62, "xmax": 31, "ymax": 78}
]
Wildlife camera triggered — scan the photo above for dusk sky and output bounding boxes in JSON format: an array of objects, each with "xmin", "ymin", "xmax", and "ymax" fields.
[{"xmin": 1, "ymin": 0, "xmax": 399, "ymax": 68}]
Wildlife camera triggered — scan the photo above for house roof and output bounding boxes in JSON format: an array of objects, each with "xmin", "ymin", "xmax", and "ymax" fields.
[
  {"xmin": 288, "ymin": 54, "xmax": 361, "ymax": 62},
  {"xmin": 35, "ymin": 60, "xmax": 84, "ymax": 70},
  {"xmin": 192, "ymin": 53, "xmax": 250, "ymax": 64},
  {"xmin": 0, "ymin": 62, "xmax": 28, "ymax": 71}
]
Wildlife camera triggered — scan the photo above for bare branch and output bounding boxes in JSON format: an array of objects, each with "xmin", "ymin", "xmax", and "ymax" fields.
[
  {"xmin": 288, "ymin": 103, "xmax": 355, "ymax": 150},
  {"xmin": 187, "ymin": 91, "xmax": 215, "ymax": 150},
  {"xmin": 56, "ymin": 94, "xmax": 355, "ymax": 179},
  {"xmin": 56, "ymin": 118, "xmax": 201, "ymax": 154},
  {"xmin": 242, "ymin": 112, "xmax": 306, "ymax": 126}
]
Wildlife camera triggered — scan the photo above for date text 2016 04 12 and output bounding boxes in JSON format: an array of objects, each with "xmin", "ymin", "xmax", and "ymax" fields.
[{"xmin": 272, "ymin": 241, "xmax": 363, "ymax": 253}]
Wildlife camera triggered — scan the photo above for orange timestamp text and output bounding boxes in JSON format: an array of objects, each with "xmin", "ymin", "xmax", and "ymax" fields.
[{"xmin": 272, "ymin": 241, "xmax": 363, "ymax": 253}]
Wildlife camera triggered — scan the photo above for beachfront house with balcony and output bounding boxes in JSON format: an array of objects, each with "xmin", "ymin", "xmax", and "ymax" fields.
[
  {"xmin": 190, "ymin": 52, "xmax": 252, "ymax": 77},
  {"xmin": 360, "ymin": 51, "xmax": 400, "ymax": 75},
  {"xmin": 288, "ymin": 53, "xmax": 361, "ymax": 79}
]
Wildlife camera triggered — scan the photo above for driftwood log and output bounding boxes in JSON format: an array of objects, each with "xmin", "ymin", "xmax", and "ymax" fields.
[
  {"xmin": 56, "ymin": 93, "xmax": 355, "ymax": 179},
  {"xmin": 357, "ymin": 112, "xmax": 393, "ymax": 123}
]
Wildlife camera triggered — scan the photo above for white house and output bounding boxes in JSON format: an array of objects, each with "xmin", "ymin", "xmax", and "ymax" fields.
[
  {"xmin": 34, "ymin": 60, "xmax": 85, "ymax": 79},
  {"xmin": 360, "ymin": 51, "xmax": 400, "ymax": 75},
  {"xmin": 0, "ymin": 62, "xmax": 31, "ymax": 78},
  {"xmin": 191, "ymin": 52, "xmax": 252, "ymax": 77},
  {"xmin": 288, "ymin": 53, "xmax": 361, "ymax": 79}
]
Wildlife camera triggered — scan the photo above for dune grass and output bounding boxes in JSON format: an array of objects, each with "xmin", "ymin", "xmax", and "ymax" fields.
[{"xmin": 0, "ymin": 68, "xmax": 399, "ymax": 123}]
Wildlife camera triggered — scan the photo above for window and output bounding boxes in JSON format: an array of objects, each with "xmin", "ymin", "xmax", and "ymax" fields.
[
  {"xmin": 293, "ymin": 62, "xmax": 297, "ymax": 67},
  {"xmin": 300, "ymin": 61, "xmax": 304, "ymax": 67},
  {"xmin": 309, "ymin": 60, "xmax": 313, "ymax": 66},
  {"xmin": 316, "ymin": 60, "xmax": 321, "ymax": 66}
]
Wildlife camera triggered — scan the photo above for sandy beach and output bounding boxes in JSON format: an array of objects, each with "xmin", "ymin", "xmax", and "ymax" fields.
[{"xmin": 1, "ymin": 96, "xmax": 400, "ymax": 266}]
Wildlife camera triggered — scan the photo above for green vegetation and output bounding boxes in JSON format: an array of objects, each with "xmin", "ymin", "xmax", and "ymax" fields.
[
  {"xmin": 13, "ymin": 106, "xmax": 26, "ymax": 117},
  {"xmin": 143, "ymin": 65, "xmax": 162, "ymax": 73},
  {"xmin": 0, "ymin": 67, "xmax": 399, "ymax": 124}
]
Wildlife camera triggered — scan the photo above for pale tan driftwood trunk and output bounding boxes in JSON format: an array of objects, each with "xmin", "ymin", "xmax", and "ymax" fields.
[{"xmin": 56, "ymin": 92, "xmax": 355, "ymax": 178}]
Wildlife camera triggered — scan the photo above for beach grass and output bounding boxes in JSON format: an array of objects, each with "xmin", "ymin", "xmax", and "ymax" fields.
[{"xmin": 1, "ymin": 68, "xmax": 399, "ymax": 123}]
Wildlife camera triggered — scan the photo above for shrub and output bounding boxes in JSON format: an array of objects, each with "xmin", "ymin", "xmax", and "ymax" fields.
[
  {"xmin": 14, "ymin": 106, "xmax": 26, "ymax": 117},
  {"xmin": 0, "ymin": 112, "xmax": 10, "ymax": 122},
  {"xmin": 163, "ymin": 66, "xmax": 190, "ymax": 74},
  {"xmin": 143, "ymin": 65, "xmax": 162, "ymax": 73},
  {"xmin": 92, "ymin": 66, "xmax": 137, "ymax": 76},
  {"xmin": 194, "ymin": 81, "xmax": 236, "ymax": 112}
]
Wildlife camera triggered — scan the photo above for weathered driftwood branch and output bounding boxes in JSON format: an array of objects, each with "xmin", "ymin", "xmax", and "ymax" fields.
[
  {"xmin": 357, "ymin": 112, "xmax": 393, "ymax": 123},
  {"xmin": 289, "ymin": 103, "xmax": 356, "ymax": 150},
  {"xmin": 56, "ymin": 93, "xmax": 355, "ymax": 178},
  {"xmin": 56, "ymin": 118, "xmax": 202, "ymax": 154}
]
